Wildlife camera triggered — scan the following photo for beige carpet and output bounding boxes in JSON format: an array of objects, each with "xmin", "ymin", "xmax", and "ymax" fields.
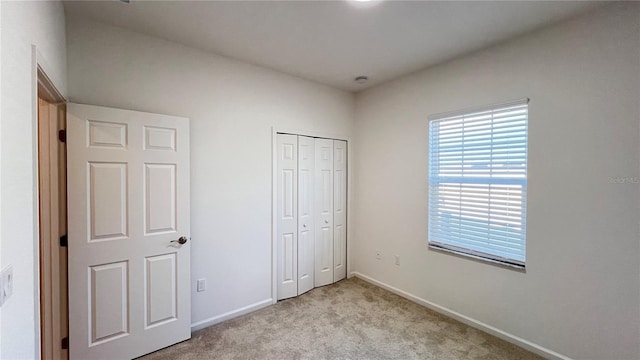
[{"xmin": 142, "ymin": 277, "xmax": 542, "ymax": 360}]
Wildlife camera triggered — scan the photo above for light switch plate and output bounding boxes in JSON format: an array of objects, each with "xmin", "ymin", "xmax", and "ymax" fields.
[
  {"xmin": 0, "ymin": 265, "xmax": 13, "ymax": 307},
  {"xmin": 196, "ymin": 278, "xmax": 206, "ymax": 292},
  {"xmin": 0, "ymin": 274, "xmax": 4, "ymax": 307}
]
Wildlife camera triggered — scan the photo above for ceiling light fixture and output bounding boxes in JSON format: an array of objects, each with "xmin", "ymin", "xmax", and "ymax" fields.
[
  {"xmin": 354, "ymin": 76, "xmax": 369, "ymax": 84},
  {"xmin": 351, "ymin": 0, "xmax": 382, "ymax": 4},
  {"xmin": 348, "ymin": 0, "xmax": 382, "ymax": 8}
]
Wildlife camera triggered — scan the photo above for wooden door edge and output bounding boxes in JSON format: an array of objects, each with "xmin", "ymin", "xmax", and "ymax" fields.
[{"xmin": 37, "ymin": 66, "xmax": 67, "ymax": 360}]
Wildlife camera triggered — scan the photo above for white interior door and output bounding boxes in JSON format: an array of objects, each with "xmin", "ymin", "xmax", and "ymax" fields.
[
  {"xmin": 67, "ymin": 103, "xmax": 191, "ymax": 359},
  {"xmin": 297, "ymin": 136, "xmax": 315, "ymax": 295},
  {"xmin": 333, "ymin": 140, "xmax": 347, "ymax": 282},
  {"xmin": 277, "ymin": 134, "xmax": 298, "ymax": 300},
  {"xmin": 314, "ymin": 138, "xmax": 334, "ymax": 287}
]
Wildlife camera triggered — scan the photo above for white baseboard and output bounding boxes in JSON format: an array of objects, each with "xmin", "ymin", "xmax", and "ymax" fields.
[
  {"xmin": 190, "ymin": 298, "xmax": 273, "ymax": 332},
  {"xmin": 350, "ymin": 272, "xmax": 571, "ymax": 360}
]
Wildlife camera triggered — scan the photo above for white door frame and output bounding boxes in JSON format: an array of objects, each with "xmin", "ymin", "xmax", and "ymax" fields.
[
  {"xmin": 271, "ymin": 127, "xmax": 353, "ymax": 303},
  {"xmin": 32, "ymin": 46, "xmax": 67, "ymax": 359},
  {"xmin": 37, "ymin": 66, "xmax": 67, "ymax": 360}
]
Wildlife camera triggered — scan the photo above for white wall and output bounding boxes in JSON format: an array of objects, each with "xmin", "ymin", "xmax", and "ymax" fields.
[
  {"xmin": 352, "ymin": 3, "xmax": 640, "ymax": 359},
  {"xmin": 1, "ymin": 1, "xmax": 67, "ymax": 359},
  {"xmin": 0, "ymin": 1, "xmax": 3, "ymax": 356},
  {"xmin": 66, "ymin": 17, "xmax": 354, "ymax": 328}
]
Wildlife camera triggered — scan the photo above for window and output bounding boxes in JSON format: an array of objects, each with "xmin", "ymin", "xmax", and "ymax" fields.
[{"xmin": 428, "ymin": 99, "xmax": 528, "ymax": 268}]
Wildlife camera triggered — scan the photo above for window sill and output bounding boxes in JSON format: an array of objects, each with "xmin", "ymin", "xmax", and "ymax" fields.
[{"xmin": 428, "ymin": 243, "xmax": 526, "ymax": 272}]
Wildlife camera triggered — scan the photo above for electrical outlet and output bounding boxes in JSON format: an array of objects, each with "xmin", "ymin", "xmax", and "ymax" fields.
[
  {"xmin": 395, "ymin": 255, "xmax": 400, "ymax": 266},
  {"xmin": 375, "ymin": 250, "xmax": 381, "ymax": 260},
  {"xmin": 196, "ymin": 278, "xmax": 206, "ymax": 292},
  {"xmin": 0, "ymin": 265, "xmax": 13, "ymax": 307}
]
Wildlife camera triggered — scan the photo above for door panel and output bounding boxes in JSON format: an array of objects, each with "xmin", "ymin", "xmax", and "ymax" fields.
[
  {"xmin": 144, "ymin": 164, "xmax": 177, "ymax": 234},
  {"xmin": 89, "ymin": 261, "xmax": 129, "ymax": 345},
  {"xmin": 144, "ymin": 126, "xmax": 176, "ymax": 151},
  {"xmin": 68, "ymin": 103, "xmax": 191, "ymax": 360},
  {"xmin": 314, "ymin": 138, "xmax": 334, "ymax": 287},
  {"xmin": 144, "ymin": 253, "xmax": 177, "ymax": 328},
  {"xmin": 282, "ymin": 234, "xmax": 295, "ymax": 281},
  {"xmin": 333, "ymin": 140, "xmax": 347, "ymax": 282},
  {"xmin": 88, "ymin": 120, "xmax": 127, "ymax": 148},
  {"xmin": 297, "ymin": 136, "xmax": 315, "ymax": 295},
  {"xmin": 277, "ymin": 134, "xmax": 298, "ymax": 300},
  {"xmin": 89, "ymin": 162, "xmax": 128, "ymax": 241}
]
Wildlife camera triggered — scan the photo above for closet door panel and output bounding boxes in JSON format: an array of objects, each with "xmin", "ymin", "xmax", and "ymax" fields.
[
  {"xmin": 333, "ymin": 140, "xmax": 347, "ymax": 282},
  {"xmin": 277, "ymin": 134, "xmax": 298, "ymax": 300},
  {"xmin": 314, "ymin": 138, "xmax": 334, "ymax": 287},
  {"xmin": 297, "ymin": 136, "xmax": 315, "ymax": 295}
]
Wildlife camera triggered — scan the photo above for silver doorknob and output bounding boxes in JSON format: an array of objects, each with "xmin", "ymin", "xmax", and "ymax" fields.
[
  {"xmin": 171, "ymin": 236, "xmax": 188, "ymax": 245},
  {"xmin": 324, "ymin": 220, "xmax": 329, "ymax": 224},
  {"xmin": 303, "ymin": 224, "xmax": 307, "ymax": 228}
]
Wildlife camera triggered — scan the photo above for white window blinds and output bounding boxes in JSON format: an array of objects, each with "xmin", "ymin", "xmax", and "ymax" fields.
[{"xmin": 428, "ymin": 99, "xmax": 528, "ymax": 267}]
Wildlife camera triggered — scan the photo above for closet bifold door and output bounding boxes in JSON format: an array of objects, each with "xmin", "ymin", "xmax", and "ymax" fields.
[
  {"xmin": 333, "ymin": 140, "xmax": 347, "ymax": 282},
  {"xmin": 277, "ymin": 134, "xmax": 298, "ymax": 300},
  {"xmin": 297, "ymin": 136, "xmax": 315, "ymax": 295},
  {"xmin": 314, "ymin": 138, "xmax": 334, "ymax": 287}
]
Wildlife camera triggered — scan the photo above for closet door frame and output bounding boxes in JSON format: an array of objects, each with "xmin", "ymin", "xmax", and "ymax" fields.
[{"xmin": 270, "ymin": 127, "xmax": 352, "ymax": 304}]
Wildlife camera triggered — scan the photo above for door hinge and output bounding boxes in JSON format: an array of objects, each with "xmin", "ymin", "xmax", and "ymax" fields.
[
  {"xmin": 61, "ymin": 337, "xmax": 68, "ymax": 350},
  {"xmin": 60, "ymin": 234, "xmax": 68, "ymax": 247},
  {"xmin": 58, "ymin": 129, "xmax": 66, "ymax": 143}
]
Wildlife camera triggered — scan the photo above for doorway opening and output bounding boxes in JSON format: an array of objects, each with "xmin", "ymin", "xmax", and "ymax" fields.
[{"xmin": 37, "ymin": 66, "xmax": 68, "ymax": 360}]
